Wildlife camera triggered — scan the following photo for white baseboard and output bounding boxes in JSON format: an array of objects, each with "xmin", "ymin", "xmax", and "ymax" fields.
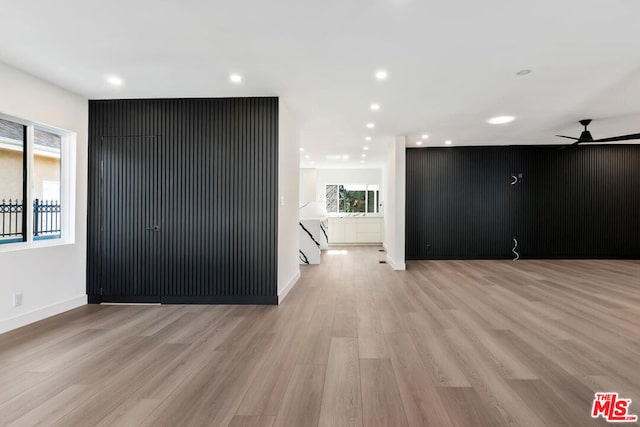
[
  {"xmin": 278, "ymin": 270, "xmax": 301, "ymax": 304},
  {"xmin": 386, "ymin": 254, "xmax": 406, "ymax": 271},
  {"xmin": 0, "ymin": 295, "xmax": 86, "ymax": 335}
]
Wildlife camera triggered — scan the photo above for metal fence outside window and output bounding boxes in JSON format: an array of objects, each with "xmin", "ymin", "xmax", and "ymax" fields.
[{"xmin": 0, "ymin": 198, "xmax": 60, "ymax": 242}]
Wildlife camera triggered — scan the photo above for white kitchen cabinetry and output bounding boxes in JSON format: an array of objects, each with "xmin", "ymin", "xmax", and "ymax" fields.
[{"xmin": 328, "ymin": 217, "xmax": 383, "ymax": 244}]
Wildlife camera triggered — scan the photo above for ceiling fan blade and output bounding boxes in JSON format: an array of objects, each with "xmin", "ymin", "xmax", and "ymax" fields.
[
  {"xmin": 593, "ymin": 133, "xmax": 640, "ymax": 143},
  {"xmin": 556, "ymin": 135, "xmax": 580, "ymax": 140},
  {"xmin": 559, "ymin": 139, "xmax": 582, "ymax": 150}
]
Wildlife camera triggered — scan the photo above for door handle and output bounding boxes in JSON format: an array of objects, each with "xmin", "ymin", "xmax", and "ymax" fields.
[{"xmin": 146, "ymin": 225, "xmax": 160, "ymax": 232}]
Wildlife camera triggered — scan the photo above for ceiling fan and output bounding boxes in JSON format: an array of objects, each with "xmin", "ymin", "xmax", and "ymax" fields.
[{"xmin": 556, "ymin": 119, "xmax": 640, "ymax": 146}]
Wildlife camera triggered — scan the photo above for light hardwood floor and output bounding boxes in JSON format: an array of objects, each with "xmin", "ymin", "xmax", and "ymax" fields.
[{"xmin": 1, "ymin": 247, "xmax": 639, "ymax": 426}]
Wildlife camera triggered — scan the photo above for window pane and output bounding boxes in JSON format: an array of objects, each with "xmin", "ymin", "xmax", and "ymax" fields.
[
  {"xmin": 326, "ymin": 185, "xmax": 338, "ymax": 213},
  {"xmin": 367, "ymin": 185, "xmax": 379, "ymax": 213},
  {"xmin": 340, "ymin": 184, "xmax": 366, "ymax": 213},
  {"xmin": 33, "ymin": 128, "xmax": 62, "ymax": 240},
  {"xmin": 0, "ymin": 118, "xmax": 26, "ymax": 243}
]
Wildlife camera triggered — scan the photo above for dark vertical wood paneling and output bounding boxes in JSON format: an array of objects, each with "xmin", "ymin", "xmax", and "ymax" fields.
[
  {"xmin": 87, "ymin": 97, "xmax": 279, "ymax": 304},
  {"xmin": 406, "ymin": 145, "xmax": 640, "ymax": 260},
  {"xmin": 512, "ymin": 145, "xmax": 640, "ymax": 258},
  {"xmin": 406, "ymin": 147, "xmax": 512, "ymax": 259}
]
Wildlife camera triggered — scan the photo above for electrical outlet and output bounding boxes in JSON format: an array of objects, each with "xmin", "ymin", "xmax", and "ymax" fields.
[{"xmin": 13, "ymin": 293, "xmax": 23, "ymax": 307}]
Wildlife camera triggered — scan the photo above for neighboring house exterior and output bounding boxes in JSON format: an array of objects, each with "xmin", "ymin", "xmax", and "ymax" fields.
[{"xmin": 0, "ymin": 118, "xmax": 61, "ymax": 202}]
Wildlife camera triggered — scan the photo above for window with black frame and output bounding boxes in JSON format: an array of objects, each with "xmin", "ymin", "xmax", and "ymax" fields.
[
  {"xmin": 0, "ymin": 117, "xmax": 65, "ymax": 245},
  {"xmin": 0, "ymin": 118, "xmax": 26, "ymax": 243}
]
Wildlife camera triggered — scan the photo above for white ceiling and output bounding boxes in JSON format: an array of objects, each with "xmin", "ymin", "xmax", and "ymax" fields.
[{"xmin": 2, "ymin": 0, "xmax": 640, "ymax": 168}]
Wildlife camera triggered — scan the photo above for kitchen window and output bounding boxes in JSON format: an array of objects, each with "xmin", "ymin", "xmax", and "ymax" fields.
[{"xmin": 325, "ymin": 184, "xmax": 380, "ymax": 214}]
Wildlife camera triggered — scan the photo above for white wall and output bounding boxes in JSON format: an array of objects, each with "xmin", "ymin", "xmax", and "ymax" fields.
[
  {"xmin": 0, "ymin": 62, "xmax": 88, "ymax": 334},
  {"xmin": 277, "ymin": 101, "xmax": 301, "ymax": 303},
  {"xmin": 300, "ymin": 168, "xmax": 317, "ymax": 203},
  {"xmin": 382, "ymin": 137, "xmax": 406, "ymax": 270},
  {"xmin": 382, "ymin": 146, "xmax": 395, "ymax": 263}
]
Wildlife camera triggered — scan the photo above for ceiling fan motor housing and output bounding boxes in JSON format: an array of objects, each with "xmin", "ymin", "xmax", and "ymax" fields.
[{"xmin": 580, "ymin": 130, "xmax": 594, "ymax": 142}]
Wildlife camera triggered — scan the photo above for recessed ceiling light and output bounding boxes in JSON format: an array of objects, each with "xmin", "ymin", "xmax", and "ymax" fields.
[
  {"xmin": 229, "ymin": 73, "xmax": 243, "ymax": 84},
  {"xmin": 516, "ymin": 69, "xmax": 532, "ymax": 76},
  {"xmin": 370, "ymin": 103, "xmax": 380, "ymax": 111},
  {"xmin": 375, "ymin": 70, "xmax": 388, "ymax": 81},
  {"xmin": 416, "ymin": 141, "xmax": 422, "ymax": 145},
  {"xmin": 487, "ymin": 116, "xmax": 516, "ymax": 125},
  {"xmin": 311, "ymin": 161, "xmax": 315, "ymax": 164},
  {"xmin": 365, "ymin": 136, "xmax": 372, "ymax": 141},
  {"xmin": 366, "ymin": 123, "xmax": 375, "ymax": 129},
  {"xmin": 342, "ymin": 154, "xmax": 349, "ymax": 160},
  {"xmin": 360, "ymin": 165, "xmax": 364, "ymax": 168},
  {"xmin": 361, "ymin": 154, "xmax": 366, "ymax": 158},
  {"xmin": 445, "ymin": 140, "xmax": 452, "ymax": 145},
  {"xmin": 421, "ymin": 134, "xmax": 429, "ymax": 139},
  {"xmin": 299, "ymin": 148, "xmax": 304, "ymax": 152},
  {"xmin": 305, "ymin": 155, "xmax": 310, "ymax": 159},
  {"xmin": 107, "ymin": 75, "xmax": 123, "ymax": 86},
  {"xmin": 363, "ymin": 146, "xmax": 369, "ymax": 150}
]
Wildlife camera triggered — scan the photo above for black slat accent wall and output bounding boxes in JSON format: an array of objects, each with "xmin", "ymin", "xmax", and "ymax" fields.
[
  {"xmin": 512, "ymin": 145, "xmax": 640, "ymax": 258},
  {"xmin": 406, "ymin": 147, "xmax": 513, "ymax": 259},
  {"xmin": 406, "ymin": 145, "xmax": 640, "ymax": 260},
  {"xmin": 87, "ymin": 98, "xmax": 279, "ymax": 304}
]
